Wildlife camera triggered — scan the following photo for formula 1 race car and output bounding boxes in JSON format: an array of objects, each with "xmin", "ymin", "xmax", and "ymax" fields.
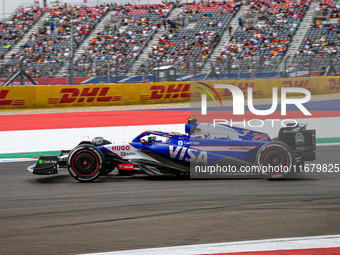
[{"xmin": 27, "ymin": 118, "xmax": 316, "ymax": 182}]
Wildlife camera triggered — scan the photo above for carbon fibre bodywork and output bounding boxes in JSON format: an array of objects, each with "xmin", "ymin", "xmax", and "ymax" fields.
[{"xmin": 27, "ymin": 119, "xmax": 316, "ymax": 181}]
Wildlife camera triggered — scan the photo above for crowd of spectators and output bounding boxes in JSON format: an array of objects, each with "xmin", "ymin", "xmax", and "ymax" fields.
[
  {"xmin": 180, "ymin": 0, "xmax": 241, "ymax": 21},
  {"xmin": 294, "ymin": 0, "xmax": 340, "ymax": 59},
  {"xmin": 118, "ymin": 3, "xmax": 172, "ymax": 15},
  {"xmin": 295, "ymin": 22, "xmax": 340, "ymax": 57},
  {"xmin": 279, "ymin": 0, "xmax": 340, "ymax": 75},
  {"xmin": 216, "ymin": 0, "xmax": 310, "ymax": 73},
  {"xmin": 0, "ymin": 5, "xmax": 42, "ymax": 58},
  {"xmin": 2, "ymin": 4, "xmax": 110, "ymax": 78},
  {"xmin": 288, "ymin": 1, "xmax": 340, "ymax": 74},
  {"xmin": 73, "ymin": 22, "xmax": 152, "ymax": 76},
  {"xmin": 141, "ymin": 28, "xmax": 220, "ymax": 75},
  {"xmin": 4, "ymin": 0, "xmax": 340, "ymax": 79},
  {"xmin": 44, "ymin": 4, "xmax": 109, "ymax": 36},
  {"xmin": 72, "ymin": 3, "xmax": 173, "ymax": 77},
  {"xmin": 136, "ymin": 1, "xmax": 242, "ymax": 75}
]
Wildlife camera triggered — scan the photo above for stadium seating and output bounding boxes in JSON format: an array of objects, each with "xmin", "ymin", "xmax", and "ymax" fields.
[
  {"xmin": 2, "ymin": 0, "xmax": 338, "ymax": 80},
  {"xmin": 291, "ymin": 0, "xmax": 340, "ymax": 73},
  {"xmin": 297, "ymin": 25, "xmax": 340, "ymax": 57},
  {"xmin": 321, "ymin": 0, "xmax": 337, "ymax": 7},
  {"xmin": 73, "ymin": 4, "xmax": 173, "ymax": 77},
  {"xmin": 216, "ymin": 0, "xmax": 311, "ymax": 73},
  {"xmin": 138, "ymin": 1, "xmax": 242, "ymax": 75},
  {"xmin": 2, "ymin": 5, "xmax": 110, "ymax": 78},
  {"xmin": 0, "ymin": 6, "xmax": 42, "ymax": 58}
]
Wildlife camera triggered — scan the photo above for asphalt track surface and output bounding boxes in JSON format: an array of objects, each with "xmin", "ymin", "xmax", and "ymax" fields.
[{"xmin": 1, "ymin": 146, "xmax": 340, "ymax": 255}]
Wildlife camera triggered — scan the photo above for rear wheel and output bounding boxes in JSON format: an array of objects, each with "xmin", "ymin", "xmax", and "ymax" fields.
[
  {"xmin": 256, "ymin": 141, "xmax": 295, "ymax": 178},
  {"xmin": 67, "ymin": 145, "xmax": 105, "ymax": 182}
]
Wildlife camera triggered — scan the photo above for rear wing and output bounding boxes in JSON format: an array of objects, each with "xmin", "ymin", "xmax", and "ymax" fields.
[{"xmin": 278, "ymin": 123, "xmax": 316, "ymax": 161}]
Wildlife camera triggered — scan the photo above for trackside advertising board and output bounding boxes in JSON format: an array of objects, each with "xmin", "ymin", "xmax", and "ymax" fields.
[{"xmin": 0, "ymin": 77, "xmax": 340, "ymax": 109}]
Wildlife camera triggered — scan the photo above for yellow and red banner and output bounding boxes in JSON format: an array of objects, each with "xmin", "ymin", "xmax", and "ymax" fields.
[{"xmin": 0, "ymin": 77, "xmax": 339, "ymax": 109}]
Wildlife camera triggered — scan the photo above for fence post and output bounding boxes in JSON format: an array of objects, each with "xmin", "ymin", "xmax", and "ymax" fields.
[
  {"xmin": 115, "ymin": 56, "xmax": 119, "ymax": 83},
  {"xmin": 20, "ymin": 63, "xmax": 24, "ymax": 85},
  {"xmin": 228, "ymin": 58, "xmax": 231, "ymax": 79},
  {"xmin": 107, "ymin": 60, "xmax": 110, "ymax": 83},
  {"xmin": 146, "ymin": 61, "xmax": 149, "ymax": 82},
  {"xmin": 331, "ymin": 57, "xmax": 335, "ymax": 75},
  {"xmin": 258, "ymin": 56, "xmax": 262, "ymax": 78},
  {"xmin": 194, "ymin": 58, "xmax": 197, "ymax": 80},
  {"xmin": 66, "ymin": 62, "xmax": 69, "ymax": 85},
  {"xmin": 284, "ymin": 57, "xmax": 288, "ymax": 78},
  {"xmin": 180, "ymin": 60, "xmax": 183, "ymax": 81},
  {"xmin": 295, "ymin": 58, "xmax": 298, "ymax": 78}
]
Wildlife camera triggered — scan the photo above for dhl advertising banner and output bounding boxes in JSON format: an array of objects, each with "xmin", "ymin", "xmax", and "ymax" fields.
[
  {"xmin": 0, "ymin": 77, "xmax": 339, "ymax": 109},
  {"xmin": 190, "ymin": 77, "xmax": 324, "ymax": 99},
  {"xmin": 0, "ymin": 86, "xmax": 36, "ymax": 108},
  {"xmin": 0, "ymin": 82, "xmax": 191, "ymax": 109}
]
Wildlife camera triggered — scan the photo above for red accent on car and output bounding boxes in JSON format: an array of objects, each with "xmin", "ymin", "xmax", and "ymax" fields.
[{"xmin": 117, "ymin": 164, "xmax": 134, "ymax": 170}]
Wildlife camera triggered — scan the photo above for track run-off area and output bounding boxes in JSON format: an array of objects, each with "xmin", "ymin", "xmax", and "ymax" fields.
[{"xmin": 0, "ymin": 99, "xmax": 340, "ymax": 255}]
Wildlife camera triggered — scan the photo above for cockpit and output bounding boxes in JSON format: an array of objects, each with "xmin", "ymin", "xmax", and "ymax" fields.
[
  {"xmin": 140, "ymin": 135, "xmax": 168, "ymax": 144},
  {"xmin": 138, "ymin": 132, "xmax": 184, "ymax": 144}
]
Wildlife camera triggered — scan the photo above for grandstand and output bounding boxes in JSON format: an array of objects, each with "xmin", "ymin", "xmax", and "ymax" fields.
[
  {"xmin": 289, "ymin": 0, "xmax": 340, "ymax": 74},
  {"xmin": 73, "ymin": 4, "xmax": 173, "ymax": 77},
  {"xmin": 215, "ymin": 0, "xmax": 312, "ymax": 74},
  {"xmin": 0, "ymin": 6, "xmax": 43, "ymax": 58},
  {"xmin": 3, "ymin": 4, "xmax": 110, "ymax": 78},
  {"xmin": 0, "ymin": 0, "xmax": 339, "ymax": 83},
  {"xmin": 137, "ymin": 1, "xmax": 242, "ymax": 75}
]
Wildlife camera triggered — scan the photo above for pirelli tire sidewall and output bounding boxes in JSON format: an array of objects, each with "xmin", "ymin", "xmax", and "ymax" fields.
[
  {"xmin": 67, "ymin": 145, "xmax": 105, "ymax": 182},
  {"xmin": 256, "ymin": 141, "xmax": 296, "ymax": 178}
]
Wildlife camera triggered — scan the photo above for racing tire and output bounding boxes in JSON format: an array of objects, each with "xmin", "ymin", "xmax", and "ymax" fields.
[
  {"xmin": 67, "ymin": 144, "xmax": 105, "ymax": 182},
  {"xmin": 256, "ymin": 141, "xmax": 295, "ymax": 179}
]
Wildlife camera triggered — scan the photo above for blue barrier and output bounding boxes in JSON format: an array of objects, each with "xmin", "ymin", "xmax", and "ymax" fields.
[{"xmin": 79, "ymin": 72, "xmax": 280, "ymax": 84}]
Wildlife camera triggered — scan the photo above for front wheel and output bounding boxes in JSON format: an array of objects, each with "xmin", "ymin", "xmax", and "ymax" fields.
[
  {"xmin": 67, "ymin": 145, "xmax": 105, "ymax": 182},
  {"xmin": 256, "ymin": 141, "xmax": 295, "ymax": 178}
]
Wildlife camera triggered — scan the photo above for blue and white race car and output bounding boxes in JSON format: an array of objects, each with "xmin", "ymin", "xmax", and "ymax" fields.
[{"xmin": 27, "ymin": 118, "xmax": 316, "ymax": 181}]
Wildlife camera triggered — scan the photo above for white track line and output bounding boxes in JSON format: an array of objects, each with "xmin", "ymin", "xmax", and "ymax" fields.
[
  {"xmin": 78, "ymin": 235, "xmax": 340, "ymax": 255},
  {"xmin": 0, "ymin": 124, "xmax": 183, "ymax": 154}
]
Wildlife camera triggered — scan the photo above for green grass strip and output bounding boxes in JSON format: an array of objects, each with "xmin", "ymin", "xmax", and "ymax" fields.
[
  {"xmin": 0, "ymin": 151, "xmax": 61, "ymax": 159},
  {"xmin": 316, "ymin": 137, "xmax": 340, "ymax": 144}
]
